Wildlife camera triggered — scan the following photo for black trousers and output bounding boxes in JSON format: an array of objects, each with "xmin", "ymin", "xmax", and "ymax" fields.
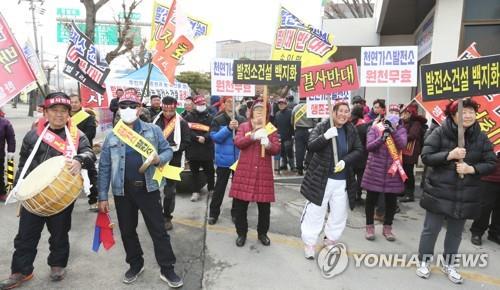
[
  {"xmin": 190, "ymin": 160, "xmax": 215, "ymax": 192},
  {"xmin": 403, "ymin": 163, "xmax": 415, "ymax": 195},
  {"xmin": 353, "ymin": 167, "xmax": 365, "ymax": 199},
  {"xmin": 87, "ymin": 161, "xmax": 99, "ymax": 205},
  {"xmin": 233, "ymin": 198, "xmax": 270, "ymax": 237},
  {"xmin": 114, "ymin": 181, "xmax": 176, "ymax": 271},
  {"xmin": 0, "ymin": 157, "xmax": 5, "ymax": 195},
  {"xmin": 163, "ymin": 179, "xmax": 176, "ymax": 220},
  {"xmin": 209, "ymin": 167, "xmax": 235, "ymax": 219},
  {"xmin": 365, "ymin": 191, "xmax": 397, "ymax": 226},
  {"xmin": 294, "ymin": 128, "xmax": 309, "ymax": 170},
  {"xmin": 280, "ymin": 139, "xmax": 295, "ymax": 170},
  {"xmin": 470, "ymin": 181, "xmax": 500, "ymax": 237},
  {"xmin": 11, "ymin": 203, "xmax": 75, "ymax": 275}
]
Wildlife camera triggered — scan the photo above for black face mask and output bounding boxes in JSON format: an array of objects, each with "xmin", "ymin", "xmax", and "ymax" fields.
[{"xmin": 246, "ymin": 101, "xmax": 253, "ymax": 108}]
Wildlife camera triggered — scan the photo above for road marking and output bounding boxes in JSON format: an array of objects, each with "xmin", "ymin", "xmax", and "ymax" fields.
[{"xmin": 174, "ymin": 217, "xmax": 500, "ymax": 287}]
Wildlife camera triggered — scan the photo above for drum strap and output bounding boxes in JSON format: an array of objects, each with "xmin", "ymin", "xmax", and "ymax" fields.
[{"xmin": 5, "ymin": 124, "xmax": 50, "ymax": 204}]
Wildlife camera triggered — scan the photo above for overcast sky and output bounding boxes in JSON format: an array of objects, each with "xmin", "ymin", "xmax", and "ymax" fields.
[{"xmin": 2, "ymin": 0, "xmax": 323, "ymax": 74}]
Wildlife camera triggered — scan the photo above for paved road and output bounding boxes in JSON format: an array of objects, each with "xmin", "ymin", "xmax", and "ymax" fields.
[{"xmin": 1, "ymin": 104, "xmax": 499, "ymax": 289}]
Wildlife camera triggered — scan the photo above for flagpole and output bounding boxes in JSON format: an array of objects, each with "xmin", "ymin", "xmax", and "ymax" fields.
[
  {"xmin": 261, "ymin": 86, "xmax": 268, "ymax": 158},
  {"xmin": 141, "ymin": 62, "xmax": 154, "ymax": 101},
  {"xmin": 327, "ymin": 96, "xmax": 339, "ymax": 165}
]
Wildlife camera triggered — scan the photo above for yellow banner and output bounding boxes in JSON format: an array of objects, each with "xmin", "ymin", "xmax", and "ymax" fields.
[
  {"xmin": 153, "ymin": 164, "xmax": 183, "ymax": 185},
  {"xmin": 230, "ymin": 160, "xmax": 238, "ymax": 171},
  {"xmin": 271, "ymin": 6, "xmax": 337, "ymax": 67},
  {"xmin": 293, "ymin": 104, "xmax": 307, "ymax": 127},
  {"xmin": 149, "ymin": 0, "xmax": 210, "ymax": 49},
  {"xmin": 113, "ymin": 120, "xmax": 156, "ymax": 158},
  {"xmin": 245, "ymin": 122, "xmax": 277, "ymax": 137},
  {"xmin": 71, "ymin": 109, "xmax": 90, "ymax": 126}
]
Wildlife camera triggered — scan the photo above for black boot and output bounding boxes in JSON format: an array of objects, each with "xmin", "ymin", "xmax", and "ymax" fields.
[
  {"xmin": 471, "ymin": 234, "xmax": 482, "ymax": 246},
  {"xmin": 236, "ymin": 235, "xmax": 246, "ymax": 247},
  {"xmin": 400, "ymin": 194, "xmax": 414, "ymax": 203}
]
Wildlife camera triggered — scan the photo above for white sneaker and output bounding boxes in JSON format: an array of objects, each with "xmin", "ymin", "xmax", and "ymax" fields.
[
  {"xmin": 304, "ymin": 245, "xmax": 315, "ymax": 260},
  {"xmin": 441, "ymin": 264, "xmax": 463, "ymax": 284},
  {"xmin": 190, "ymin": 192, "xmax": 200, "ymax": 202},
  {"xmin": 416, "ymin": 261, "xmax": 431, "ymax": 279},
  {"xmin": 323, "ymin": 238, "xmax": 336, "ymax": 247}
]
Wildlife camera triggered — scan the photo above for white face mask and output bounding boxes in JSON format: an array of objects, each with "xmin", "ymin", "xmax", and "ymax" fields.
[
  {"xmin": 196, "ymin": 105, "xmax": 206, "ymax": 112},
  {"xmin": 34, "ymin": 112, "xmax": 43, "ymax": 118},
  {"xmin": 120, "ymin": 108, "xmax": 138, "ymax": 124}
]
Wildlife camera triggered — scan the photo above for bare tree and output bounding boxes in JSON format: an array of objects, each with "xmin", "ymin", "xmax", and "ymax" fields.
[
  {"xmin": 81, "ymin": 0, "xmax": 110, "ymax": 40},
  {"xmin": 324, "ymin": 0, "xmax": 374, "ymax": 19},
  {"xmin": 128, "ymin": 38, "xmax": 150, "ymax": 70},
  {"xmin": 105, "ymin": 0, "xmax": 143, "ymax": 64}
]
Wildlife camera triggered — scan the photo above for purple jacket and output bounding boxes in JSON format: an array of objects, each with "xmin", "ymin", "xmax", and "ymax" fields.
[
  {"xmin": 361, "ymin": 123, "xmax": 407, "ymax": 194},
  {"xmin": 0, "ymin": 117, "xmax": 15, "ymax": 159}
]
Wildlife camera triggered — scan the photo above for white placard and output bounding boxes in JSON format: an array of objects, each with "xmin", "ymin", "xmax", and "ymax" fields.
[
  {"xmin": 360, "ymin": 46, "xmax": 418, "ymax": 87},
  {"xmin": 211, "ymin": 58, "xmax": 255, "ymax": 97},
  {"xmin": 306, "ymin": 92, "xmax": 351, "ymax": 119}
]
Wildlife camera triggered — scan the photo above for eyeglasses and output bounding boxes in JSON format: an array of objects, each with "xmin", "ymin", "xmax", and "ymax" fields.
[{"xmin": 119, "ymin": 104, "xmax": 138, "ymax": 109}]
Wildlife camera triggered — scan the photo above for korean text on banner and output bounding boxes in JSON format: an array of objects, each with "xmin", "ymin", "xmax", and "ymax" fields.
[
  {"xmin": 360, "ymin": 46, "xmax": 418, "ymax": 87},
  {"xmin": 306, "ymin": 92, "xmax": 351, "ymax": 118},
  {"xmin": 0, "ymin": 13, "xmax": 36, "ymax": 107},
  {"xmin": 80, "ymin": 84, "xmax": 109, "ymax": 108},
  {"xmin": 232, "ymin": 60, "xmax": 301, "ymax": 86},
  {"xmin": 299, "ymin": 58, "xmax": 359, "ymax": 97},
  {"xmin": 271, "ymin": 6, "xmax": 337, "ymax": 67},
  {"xmin": 211, "ymin": 58, "xmax": 255, "ymax": 97},
  {"xmin": 63, "ymin": 22, "xmax": 110, "ymax": 94},
  {"xmin": 414, "ymin": 42, "xmax": 500, "ymax": 153},
  {"xmin": 105, "ymin": 78, "xmax": 191, "ymax": 108},
  {"xmin": 22, "ymin": 40, "xmax": 47, "ymax": 86},
  {"xmin": 420, "ymin": 54, "xmax": 500, "ymax": 101},
  {"xmin": 150, "ymin": 0, "xmax": 209, "ymax": 49}
]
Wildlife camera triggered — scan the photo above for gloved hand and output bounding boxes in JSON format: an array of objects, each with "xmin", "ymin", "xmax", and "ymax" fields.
[
  {"xmin": 7, "ymin": 152, "xmax": 15, "ymax": 160},
  {"xmin": 334, "ymin": 160, "xmax": 345, "ymax": 173},
  {"xmin": 324, "ymin": 127, "xmax": 338, "ymax": 140},
  {"xmin": 383, "ymin": 120, "xmax": 395, "ymax": 132},
  {"xmin": 382, "ymin": 130, "xmax": 391, "ymax": 141},
  {"xmin": 253, "ymin": 128, "xmax": 267, "ymax": 140},
  {"xmin": 260, "ymin": 136, "xmax": 270, "ymax": 147}
]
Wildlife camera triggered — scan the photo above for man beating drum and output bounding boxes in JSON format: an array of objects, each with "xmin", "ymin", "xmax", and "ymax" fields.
[
  {"xmin": 97, "ymin": 90, "xmax": 183, "ymax": 288},
  {"xmin": 0, "ymin": 93, "xmax": 96, "ymax": 290}
]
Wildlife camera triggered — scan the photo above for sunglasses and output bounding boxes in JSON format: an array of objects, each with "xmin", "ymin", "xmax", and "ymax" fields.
[{"xmin": 119, "ymin": 104, "xmax": 138, "ymax": 109}]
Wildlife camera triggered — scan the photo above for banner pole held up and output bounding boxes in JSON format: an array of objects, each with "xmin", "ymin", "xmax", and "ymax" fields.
[
  {"xmin": 457, "ymin": 99, "xmax": 465, "ymax": 179},
  {"xmin": 261, "ymin": 86, "xmax": 268, "ymax": 158},
  {"xmin": 327, "ymin": 96, "xmax": 339, "ymax": 165},
  {"xmin": 141, "ymin": 62, "xmax": 154, "ymax": 101}
]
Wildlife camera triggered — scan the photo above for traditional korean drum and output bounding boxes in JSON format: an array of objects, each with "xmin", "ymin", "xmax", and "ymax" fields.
[{"xmin": 16, "ymin": 156, "xmax": 83, "ymax": 217}]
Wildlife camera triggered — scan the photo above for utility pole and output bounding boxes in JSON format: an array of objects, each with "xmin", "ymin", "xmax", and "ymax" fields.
[{"xmin": 20, "ymin": 0, "xmax": 44, "ymax": 116}]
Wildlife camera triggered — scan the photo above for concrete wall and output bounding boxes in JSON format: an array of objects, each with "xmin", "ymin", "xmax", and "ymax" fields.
[
  {"xmin": 322, "ymin": 18, "xmax": 380, "ymax": 46},
  {"xmin": 430, "ymin": 0, "xmax": 464, "ymax": 63}
]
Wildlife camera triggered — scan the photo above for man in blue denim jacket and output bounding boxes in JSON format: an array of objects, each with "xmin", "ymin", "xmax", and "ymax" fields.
[{"xmin": 97, "ymin": 90, "xmax": 183, "ymax": 288}]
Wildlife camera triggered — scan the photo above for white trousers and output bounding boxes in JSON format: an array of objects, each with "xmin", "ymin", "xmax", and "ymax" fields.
[{"xmin": 301, "ymin": 178, "xmax": 348, "ymax": 246}]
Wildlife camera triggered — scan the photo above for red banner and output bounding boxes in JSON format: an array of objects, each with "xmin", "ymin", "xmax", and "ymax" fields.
[
  {"xmin": 80, "ymin": 84, "xmax": 109, "ymax": 108},
  {"xmin": 415, "ymin": 42, "xmax": 500, "ymax": 153},
  {"xmin": 153, "ymin": 35, "xmax": 193, "ymax": 85},
  {"xmin": 0, "ymin": 13, "xmax": 36, "ymax": 107},
  {"xmin": 299, "ymin": 58, "xmax": 360, "ymax": 97}
]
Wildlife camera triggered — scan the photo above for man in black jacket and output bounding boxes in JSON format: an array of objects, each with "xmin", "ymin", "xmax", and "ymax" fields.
[
  {"xmin": 0, "ymin": 93, "xmax": 96, "ymax": 289},
  {"xmin": 69, "ymin": 94, "xmax": 99, "ymax": 211},
  {"xmin": 184, "ymin": 95, "xmax": 215, "ymax": 201},
  {"xmin": 109, "ymin": 88, "xmax": 124, "ymax": 125},
  {"xmin": 274, "ymin": 97, "xmax": 295, "ymax": 171},
  {"xmin": 154, "ymin": 97, "xmax": 191, "ymax": 230},
  {"xmin": 147, "ymin": 95, "xmax": 163, "ymax": 122}
]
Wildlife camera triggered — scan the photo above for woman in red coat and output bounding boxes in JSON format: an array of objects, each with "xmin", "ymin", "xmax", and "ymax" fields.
[{"xmin": 229, "ymin": 100, "xmax": 280, "ymax": 247}]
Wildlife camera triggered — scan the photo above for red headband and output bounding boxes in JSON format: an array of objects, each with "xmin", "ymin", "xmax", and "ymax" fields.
[{"xmin": 44, "ymin": 97, "xmax": 71, "ymax": 108}]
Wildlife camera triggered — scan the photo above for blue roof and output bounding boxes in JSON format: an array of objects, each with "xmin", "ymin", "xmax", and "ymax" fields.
[{"xmin": 121, "ymin": 64, "xmax": 175, "ymax": 83}]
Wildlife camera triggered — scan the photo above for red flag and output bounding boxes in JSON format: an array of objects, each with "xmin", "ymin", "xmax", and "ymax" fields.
[
  {"xmin": 0, "ymin": 12, "xmax": 36, "ymax": 107},
  {"xmin": 153, "ymin": 35, "xmax": 193, "ymax": 84}
]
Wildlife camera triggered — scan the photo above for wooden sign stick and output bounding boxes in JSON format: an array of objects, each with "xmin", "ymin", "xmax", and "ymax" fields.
[
  {"xmin": 457, "ymin": 99, "xmax": 465, "ymax": 179},
  {"xmin": 327, "ymin": 96, "xmax": 339, "ymax": 165},
  {"xmin": 261, "ymin": 86, "xmax": 268, "ymax": 158}
]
